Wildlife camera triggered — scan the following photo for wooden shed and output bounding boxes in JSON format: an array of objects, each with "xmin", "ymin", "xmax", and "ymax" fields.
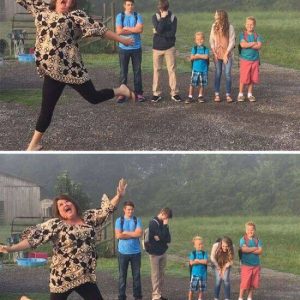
[{"xmin": 0, "ymin": 173, "xmax": 41, "ymax": 224}]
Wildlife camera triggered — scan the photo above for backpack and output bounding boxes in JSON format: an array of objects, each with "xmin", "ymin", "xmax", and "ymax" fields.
[
  {"xmin": 238, "ymin": 31, "xmax": 259, "ymax": 55},
  {"xmin": 155, "ymin": 12, "xmax": 175, "ymax": 23},
  {"xmin": 238, "ymin": 234, "xmax": 259, "ymax": 261},
  {"xmin": 189, "ymin": 250, "xmax": 207, "ymax": 278},
  {"xmin": 142, "ymin": 218, "xmax": 159, "ymax": 252},
  {"xmin": 191, "ymin": 45, "xmax": 210, "ymax": 71},
  {"xmin": 121, "ymin": 11, "xmax": 138, "ymax": 27},
  {"xmin": 120, "ymin": 215, "xmax": 137, "ymax": 232}
]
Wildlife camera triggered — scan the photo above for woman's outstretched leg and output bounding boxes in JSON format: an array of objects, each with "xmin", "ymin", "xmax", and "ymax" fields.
[
  {"xmin": 27, "ymin": 76, "xmax": 65, "ymax": 151},
  {"xmin": 71, "ymin": 80, "xmax": 135, "ymax": 103}
]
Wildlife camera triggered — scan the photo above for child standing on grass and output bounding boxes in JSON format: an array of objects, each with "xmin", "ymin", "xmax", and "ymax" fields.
[
  {"xmin": 186, "ymin": 32, "xmax": 210, "ymax": 104},
  {"xmin": 188, "ymin": 236, "xmax": 208, "ymax": 300},
  {"xmin": 238, "ymin": 17, "xmax": 263, "ymax": 102},
  {"xmin": 239, "ymin": 221, "xmax": 263, "ymax": 300}
]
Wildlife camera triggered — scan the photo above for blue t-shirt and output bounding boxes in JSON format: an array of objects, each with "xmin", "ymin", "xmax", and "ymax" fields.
[
  {"xmin": 189, "ymin": 250, "xmax": 208, "ymax": 278},
  {"xmin": 239, "ymin": 32, "xmax": 263, "ymax": 61},
  {"xmin": 115, "ymin": 216, "xmax": 142, "ymax": 255},
  {"xmin": 116, "ymin": 12, "xmax": 143, "ymax": 50},
  {"xmin": 191, "ymin": 45, "xmax": 209, "ymax": 72},
  {"xmin": 240, "ymin": 236, "xmax": 263, "ymax": 266}
]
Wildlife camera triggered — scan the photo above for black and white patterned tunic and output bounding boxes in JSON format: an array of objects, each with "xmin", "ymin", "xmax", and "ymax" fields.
[
  {"xmin": 16, "ymin": 0, "xmax": 108, "ymax": 84},
  {"xmin": 21, "ymin": 198, "xmax": 115, "ymax": 293}
]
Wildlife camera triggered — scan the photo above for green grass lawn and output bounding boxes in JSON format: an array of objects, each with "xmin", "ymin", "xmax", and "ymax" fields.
[
  {"xmin": 98, "ymin": 216, "xmax": 300, "ymax": 276},
  {"xmin": 82, "ymin": 10, "xmax": 300, "ymax": 71},
  {"xmin": 1, "ymin": 10, "xmax": 299, "ymax": 106},
  {"xmin": 2, "ymin": 216, "xmax": 300, "ymax": 276},
  {"xmin": 0, "ymin": 216, "xmax": 299, "ymax": 299}
]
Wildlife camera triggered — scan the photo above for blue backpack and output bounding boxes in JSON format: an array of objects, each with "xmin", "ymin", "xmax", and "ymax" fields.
[
  {"xmin": 191, "ymin": 45, "xmax": 209, "ymax": 71},
  {"xmin": 189, "ymin": 250, "xmax": 207, "ymax": 278}
]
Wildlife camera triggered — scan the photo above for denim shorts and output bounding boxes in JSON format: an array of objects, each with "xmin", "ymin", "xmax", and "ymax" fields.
[
  {"xmin": 189, "ymin": 275, "xmax": 207, "ymax": 292},
  {"xmin": 190, "ymin": 71, "xmax": 208, "ymax": 87}
]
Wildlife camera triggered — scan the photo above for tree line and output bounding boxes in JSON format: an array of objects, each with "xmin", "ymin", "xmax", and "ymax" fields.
[{"xmin": 0, "ymin": 155, "xmax": 299, "ymax": 216}]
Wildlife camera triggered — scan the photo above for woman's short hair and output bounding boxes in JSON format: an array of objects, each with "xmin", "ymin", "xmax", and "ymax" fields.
[
  {"xmin": 52, "ymin": 194, "xmax": 81, "ymax": 219},
  {"xmin": 49, "ymin": 0, "xmax": 77, "ymax": 11},
  {"xmin": 157, "ymin": 0, "xmax": 169, "ymax": 11}
]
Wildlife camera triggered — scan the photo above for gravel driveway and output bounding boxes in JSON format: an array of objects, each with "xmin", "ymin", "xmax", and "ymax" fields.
[
  {"xmin": 0, "ymin": 60, "xmax": 299, "ymax": 151},
  {"xmin": 0, "ymin": 264, "xmax": 299, "ymax": 300}
]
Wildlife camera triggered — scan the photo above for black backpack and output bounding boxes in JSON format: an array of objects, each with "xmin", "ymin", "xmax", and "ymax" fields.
[
  {"xmin": 189, "ymin": 250, "xmax": 207, "ymax": 278},
  {"xmin": 191, "ymin": 45, "xmax": 210, "ymax": 71},
  {"xmin": 120, "ymin": 215, "xmax": 137, "ymax": 232}
]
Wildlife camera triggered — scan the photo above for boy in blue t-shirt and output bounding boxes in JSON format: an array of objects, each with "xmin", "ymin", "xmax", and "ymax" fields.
[
  {"xmin": 188, "ymin": 236, "xmax": 208, "ymax": 300},
  {"xmin": 186, "ymin": 32, "xmax": 210, "ymax": 104},
  {"xmin": 116, "ymin": 0, "xmax": 144, "ymax": 103},
  {"xmin": 238, "ymin": 221, "xmax": 263, "ymax": 300},
  {"xmin": 238, "ymin": 16, "xmax": 263, "ymax": 103},
  {"xmin": 115, "ymin": 201, "xmax": 143, "ymax": 300}
]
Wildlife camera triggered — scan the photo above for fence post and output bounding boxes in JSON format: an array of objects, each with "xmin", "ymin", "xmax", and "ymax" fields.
[{"xmin": 103, "ymin": 3, "xmax": 106, "ymax": 23}]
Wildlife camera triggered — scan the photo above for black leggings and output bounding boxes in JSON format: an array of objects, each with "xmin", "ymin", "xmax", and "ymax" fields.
[
  {"xmin": 36, "ymin": 75, "xmax": 115, "ymax": 133},
  {"xmin": 50, "ymin": 282, "xmax": 103, "ymax": 300}
]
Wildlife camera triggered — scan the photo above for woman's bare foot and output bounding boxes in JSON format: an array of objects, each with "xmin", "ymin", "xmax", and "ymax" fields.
[
  {"xmin": 115, "ymin": 84, "xmax": 136, "ymax": 102},
  {"xmin": 27, "ymin": 144, "xmax": 43, "ymax": 151}
]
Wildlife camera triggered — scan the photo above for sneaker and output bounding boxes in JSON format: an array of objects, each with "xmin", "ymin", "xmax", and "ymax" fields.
[
  {"xmin": 137, "ymin": 94, "xmax": 146, "ymax": 102},
  {"xmin": 248, "ymin": 95, "xmax": 256, "ymax": 102},
  {"xmin": 237, "ymin": 95, "xmax": 245, "ymax": 102},
  {"xmin": 185, "ymin": 97, "xmax": 193, "ymax": 104},
  {"xmin": 226, "ymin": 95, "xmax": 233, "ymax": 103},
  {"xmin": 197, "ymin": 96, "xmax": 205, "ymax": 103},
  {"xmin": 151, "ymin": 95, "xmax": 162, "ymax": 103},
  {"xmin": 117, "ymin": 95, "xmax": 126, "ymax": 103},
  {"xmin": 171, "ymin": 94, "xmax": 183, "ymax": 102}
]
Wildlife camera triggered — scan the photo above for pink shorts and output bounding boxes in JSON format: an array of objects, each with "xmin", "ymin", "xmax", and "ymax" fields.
[
  {"xmin": 240, "ymin": 59, "xmax": 260, "ymax": 85},
  {"xmin": 240, "ymin": 265, "xmax": 261, "ymax": 290}
]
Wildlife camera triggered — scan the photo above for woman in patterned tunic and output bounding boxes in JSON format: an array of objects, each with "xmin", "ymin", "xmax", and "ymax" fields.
[
  {"xmin": 0, "ymin": 178, "xmax": 127, "ymax": 300},
  {"xmin": 16, "ymin": 0, "xmax": 135, "ymax": 151}
]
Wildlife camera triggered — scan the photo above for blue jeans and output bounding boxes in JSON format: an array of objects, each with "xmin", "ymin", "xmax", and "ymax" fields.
[
  {"xmin": 214, "ymin": 57, "xmax": 233, "ymax": 95},
  {"xmin": 118, "ymin": 252, "xmax": 142, "ymax": 300},
  {"xmin": 119, "ymin": 48, "xmax": 143, "ymax": 95},
  {"xmin": 214, "ymin": 266, "xmax": 231, "ymax": 299}
]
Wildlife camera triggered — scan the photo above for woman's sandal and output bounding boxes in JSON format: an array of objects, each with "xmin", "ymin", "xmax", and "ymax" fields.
[{"xmin": 214, "ymin": 95, "xmax": 221, "ymax": 102}]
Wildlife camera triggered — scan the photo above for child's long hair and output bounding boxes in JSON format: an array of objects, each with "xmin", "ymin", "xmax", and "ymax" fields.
[
  {"xmin": 213, "ymin": 10, "xmax": 230, "ymax": 39},
  {"xmin": 215, "ymin": 236, "xmax": 234, "ymax": 268}
]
